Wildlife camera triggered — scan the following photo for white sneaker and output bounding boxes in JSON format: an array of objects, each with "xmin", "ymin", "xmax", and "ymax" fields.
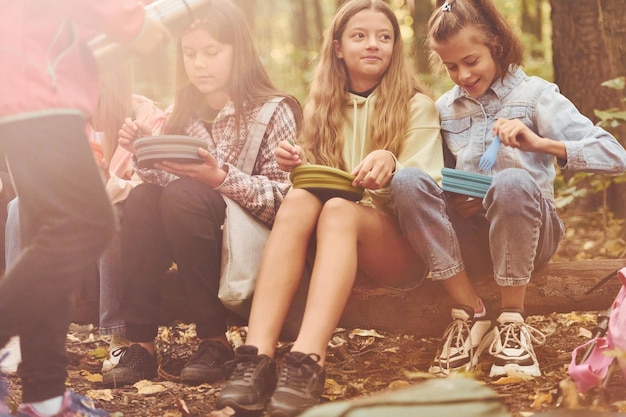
[
  {"xmin": 102, "ymin": 334, "xmax": 129, "ymax": 373},
  {"xmin": 0, "ymin": 337, "xmax": 21, "ymax": 374},
  {"xmin": 488, "ymin": 310, "xmax": 546, "ymax": 378},
  {"xmin": 429, "ymin": 305, "xmax": 493, "ymax": 376}
]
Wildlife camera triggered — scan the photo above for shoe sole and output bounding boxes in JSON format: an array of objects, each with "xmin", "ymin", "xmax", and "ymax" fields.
[
  {"xmin": 489, "ymin": 362, "xmax": 541, "ymax": 378},
  {"xmin": 102, "ymin": 370, "xmax": 156, "ymax": 388},
  {"xmin": 216, "ymin": 398, "xmax": 267, "ymax": 416},
  {"xmin": 179, "ymin": 368, "xmax": 227, "ymax": 385}
]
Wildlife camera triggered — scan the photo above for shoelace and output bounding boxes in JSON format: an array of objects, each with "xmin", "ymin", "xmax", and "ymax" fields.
[
  {"xmin": 435, "ymin": 319, "xmax": 473, "ymax": 371},
  {"xmin": 229, "ymin": 354, "xmax": 262, "ymax": 382},
  {"xmin": 277, "ymin": 353, "xmax": 321, "ymax": 390},
  {"xmin": 116, "ymin": 345, "xmax": 148, "ymax": 368},
  {"xmin": 109, "ymin": 347, "xmax": 125, "ymax": 360},
  {"xmin": 489, "ymin": 321, "xmax": 546, "ymax": 356}
]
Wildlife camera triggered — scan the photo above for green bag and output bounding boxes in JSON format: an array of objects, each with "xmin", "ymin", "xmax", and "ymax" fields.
[{"xmin": 300, "ymin": 377, "xmax": 510, "ymax": 417}]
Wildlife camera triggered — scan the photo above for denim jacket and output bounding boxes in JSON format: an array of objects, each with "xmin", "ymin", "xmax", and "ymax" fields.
[{"xmin": 437, "ymin": 67, "xmax": 626, "ymax": 200}]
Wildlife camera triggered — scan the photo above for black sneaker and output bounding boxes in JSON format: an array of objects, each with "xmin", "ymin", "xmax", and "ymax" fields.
[
  {"xmin": 179, "ymin": 340, "xmax": 234, "ymax": 384},
  {"xmin": 266, "ymin": 351, "xmax": 326, "ymax": 417},
  {"xmin": 102, "ymin": 344, "xmax": 157, "ymax": 388},
  {"xmin": 215, "ymin": 345, "xmax": 276, "ymax": 414}
]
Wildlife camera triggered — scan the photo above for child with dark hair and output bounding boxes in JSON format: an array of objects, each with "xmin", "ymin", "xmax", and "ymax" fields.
[
  {"xmin": 391, "ymin": 0, "xmax": 626, "ymax": 378},
  {"xmin": 103, "ymin": 0, "xmax": 303, "ymax": 388}
]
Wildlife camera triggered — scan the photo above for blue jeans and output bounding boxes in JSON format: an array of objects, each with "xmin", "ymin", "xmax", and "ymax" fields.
[
  {"xmin": 5, "ymin": 199, "xmax": 126, "ymax": 336},
  {"xmin": 0, "ymin": 114, "xmax": 115, "ymax": 402},
  {"xmin": 98, "ymin": 203, "xmax": 126, "ymax": 335},
  {"xmin": 390, "ymin": 167, "xmax": 564, "ymax": 286}
]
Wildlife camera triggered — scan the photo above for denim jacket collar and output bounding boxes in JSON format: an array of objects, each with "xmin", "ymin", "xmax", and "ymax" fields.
[{"xmin": 444, "ymin": 66, "xmax": 526, "ymax": 107}]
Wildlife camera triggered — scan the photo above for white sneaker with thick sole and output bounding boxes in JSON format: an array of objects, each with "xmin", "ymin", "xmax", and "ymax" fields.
[
  {"xmin": 429, "ymin": 305, "xmax": 493, "ymax": 376},
  {"xmin": 0, "ymin": 337, "xmax": 21, "ymax": 374},
  {"xmin": 102, "ymin": 334, "xmax": 130, "ymax": 373},
  {"xmin": 488, "ymin": 310, "xmax": 546, "ymax": 378}
]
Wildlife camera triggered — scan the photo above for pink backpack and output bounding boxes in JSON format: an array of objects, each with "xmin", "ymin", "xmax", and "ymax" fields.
[{"xmin": 569, "ymin": 267, "xmax": 626, "ymax": 393}]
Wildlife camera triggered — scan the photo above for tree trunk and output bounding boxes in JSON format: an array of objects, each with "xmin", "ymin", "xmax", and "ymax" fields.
[
  {"xmin": 340, "ymin": 259, "xmax": 625, "ymax": 336},
  {"xmin": 411, "ymin": 0, "xmax": 433, "ymax": 74},
  {"xmin": 550, "ymin": 0, "xmax": 626, "ymax": 218},
  {"xmin": 550, "ymin": 0, "xmax": 626, "ymax": 126}
]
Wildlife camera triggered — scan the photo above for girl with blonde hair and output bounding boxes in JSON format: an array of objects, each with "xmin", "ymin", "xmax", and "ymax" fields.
[{"xmin": 217, "ymin": 1, "xmax": 444, "ymax": 415}]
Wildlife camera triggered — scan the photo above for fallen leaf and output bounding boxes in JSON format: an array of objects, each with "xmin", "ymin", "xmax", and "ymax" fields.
[
  {"xmin": 558, "ymin": 378, "xmax": 581, "ymax": 409},
  {"xmin": 322, "ymin": 378, "xmax": 346, "ymax": 400},
  {"xmin": 177, "ymin": 398, "xmax": 190, "ymax": 416},
  {"xmin": 133, "ymin": 380, "xmax": 167, "ymax": 395},
  {"xmin": 401, "ymin": 369, "xmax": 436, "ymax": 380},
  {"xmin": 492, "ymin": 376, "xmax": 527, "ymax": 385},
  {"xmin": 80, "ymin": 370, "xmax": 103, "ymax": 383},
  {"xmin": 207, "ymin": 406, "xmax": 236, "ymax": 416},
  {"xmin": 531, "ymin": 391, "xmax": 553, "ymax": 409},
  {"xmin": 137, "ymin": 384, "xmax": 167, "ymax": 395},
  {"xmin": 388, "ymin": 380, "xmax": 410, "ymax": 390},
  {"xmin": 613, "ymin": 400, "xmax": 626, "ymax": 412},
  {"xmin": 90, "ymin": 346, "xmax": 109, "ymax": 360},
  {"xmin": 86, "ymin": 389, "xmax": 114, "ymax": 402},
  {"xmin": 350, "ymin": 329, "xmax": 385, "ymax": 338}
]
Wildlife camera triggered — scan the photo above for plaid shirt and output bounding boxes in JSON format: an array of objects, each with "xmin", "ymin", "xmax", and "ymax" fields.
[{"xmin": 137, "ymin": 98, "xmax": 297, "ymax": 226}]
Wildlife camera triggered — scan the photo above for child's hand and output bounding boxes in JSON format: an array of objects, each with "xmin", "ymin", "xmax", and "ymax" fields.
[
  {"xmin": 493, "ymin": 118, "xmax": 542, "ymax": 152},
  {"xmin": 274, "ymin": 140, "xmax": 305, "ymax": 172},
  {"xmin": 447, "ymin": 193, "xmax": 483, "ymax": 218},
  {"xmin": 156, "ymin": 148, "xmax": 227, "ymax": 188},
  {"xmin": 118, "ymin": 117, "xmax": 150, "ymax": 154},
  {"xmin": 351, "ymin": 150, "xmax": 395, "ymax": 190}
]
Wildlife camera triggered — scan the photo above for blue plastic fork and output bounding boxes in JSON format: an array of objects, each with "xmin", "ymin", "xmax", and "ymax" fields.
[{"xmin": 479, "ymin": 135, "xmax": 501, "ymax": 172}]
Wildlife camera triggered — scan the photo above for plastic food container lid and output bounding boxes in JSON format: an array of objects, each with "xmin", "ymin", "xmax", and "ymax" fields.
[{"xmin": 290, "ymin": 164, "xmax": 364, "ymax": 202}]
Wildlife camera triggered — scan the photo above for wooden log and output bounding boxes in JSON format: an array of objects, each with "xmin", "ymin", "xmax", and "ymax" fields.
[
  {"xmin": 339, "ymin": 259, "xmax": 625, "ymax": 336},
  {"xmin": 72, "ymin": 259, "xmax": 625, "ymax": 338}
]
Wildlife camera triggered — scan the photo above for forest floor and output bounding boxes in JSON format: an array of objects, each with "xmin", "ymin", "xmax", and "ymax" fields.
[{"xmin": 3, "ymin": 208, "xmax": 626, "ymax": 417}]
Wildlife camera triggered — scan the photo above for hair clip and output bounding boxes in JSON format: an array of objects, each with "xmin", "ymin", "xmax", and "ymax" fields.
[{"xmin": 441, "ymin": 2, "xmax": 452, "ymax": 11}]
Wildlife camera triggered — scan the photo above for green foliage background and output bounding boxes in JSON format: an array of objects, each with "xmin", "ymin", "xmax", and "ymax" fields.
[{"xmin": 136, "ymin": 0, "xmax": 554, "ymax": 106}]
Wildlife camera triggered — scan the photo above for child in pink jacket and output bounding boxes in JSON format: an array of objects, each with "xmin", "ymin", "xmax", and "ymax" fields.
[{"xmin": 0, "ymin": 1, "xmax": 169, "ymax": 416}]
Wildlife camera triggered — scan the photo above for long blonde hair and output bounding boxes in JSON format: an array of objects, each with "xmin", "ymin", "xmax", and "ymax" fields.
[{"xmin": 301, "ymin": 0, "xmax": 427, "ymax": 170}]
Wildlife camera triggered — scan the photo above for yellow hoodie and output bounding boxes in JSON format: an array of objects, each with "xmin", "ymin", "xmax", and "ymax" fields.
[{"xmin": 342, "ymin": 91, "xmax": 443, "ymax": 214}]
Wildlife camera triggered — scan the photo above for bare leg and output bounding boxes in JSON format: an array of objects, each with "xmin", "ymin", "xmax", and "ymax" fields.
[
  {"xmin": 500, "ymin": 285, "xmax": 526, "ymax": 310},
  {"xmin": 441, "ymin": 271, "xmax": 482, "ymax": 311},
  {"xmin": 291, "ymin": 199, "xmax": 420, "ymax": 365},
  {"xmin": 245, "ymin": 190, "xmax": 323, "ymax": 357}
]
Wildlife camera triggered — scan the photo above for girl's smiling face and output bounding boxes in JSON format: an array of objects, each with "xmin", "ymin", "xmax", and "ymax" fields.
[
  {"xmin": 432, "ymin": 26, "xmax": 497, "ymax": 99},
  {"xmin": 181, "ymin": 28, "xmax": 234, "ymax": 104},
  {"xmin": 333, "ymin": 9, "xmax": 394, "ymax": 93}
]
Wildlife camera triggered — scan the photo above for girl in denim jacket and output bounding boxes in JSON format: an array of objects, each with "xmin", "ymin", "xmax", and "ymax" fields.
[{"xmin": 391, "ymin": 0, "xmax": 626, "ymax": 379}]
